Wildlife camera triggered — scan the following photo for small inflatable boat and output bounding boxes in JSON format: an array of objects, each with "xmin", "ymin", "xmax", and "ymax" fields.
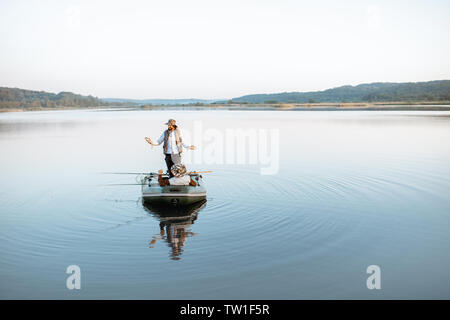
[{"xmin": 141, "ymin": 173, "xmax": 207, "ymax": 205}]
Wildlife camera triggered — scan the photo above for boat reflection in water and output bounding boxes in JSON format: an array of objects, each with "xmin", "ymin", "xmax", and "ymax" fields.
[{"xmin": 143, "ymin": 200, "xmax": 207, "ymax": 260}]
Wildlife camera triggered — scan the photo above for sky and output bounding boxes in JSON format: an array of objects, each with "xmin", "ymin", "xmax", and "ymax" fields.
[{"xmin": 1, "ymin": 0, "xmax": 449, "ymax": 99}]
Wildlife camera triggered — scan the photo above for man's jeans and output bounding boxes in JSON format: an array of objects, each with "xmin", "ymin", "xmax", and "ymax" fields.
[{"xmin": 164, "ymin": 153, "xmax": 182, "ymax": 176}]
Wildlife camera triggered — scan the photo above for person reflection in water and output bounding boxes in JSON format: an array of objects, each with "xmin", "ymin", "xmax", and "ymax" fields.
[
  {"xmin": 150, "ymin": 220, "xmax": 197, "ymax": 260},
  {"xmin": 146, "ymin": 201, "xmax": 205, "ymax": 260}
]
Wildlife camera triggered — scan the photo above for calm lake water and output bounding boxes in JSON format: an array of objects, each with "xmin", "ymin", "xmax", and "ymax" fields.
[{"xmin": 1, "ymin": 109, "xmax": 450, "ymax": 299}]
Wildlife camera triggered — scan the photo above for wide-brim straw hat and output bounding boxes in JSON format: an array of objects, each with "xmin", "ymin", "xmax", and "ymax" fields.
[{"xmin": 165, "ymin": 119, "xmax": 176, "ymax": 126}]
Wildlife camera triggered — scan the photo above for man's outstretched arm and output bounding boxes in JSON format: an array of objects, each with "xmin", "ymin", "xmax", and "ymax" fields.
[
  {"xmin": 145, "ymin": 132, "xmax": 165, "ymax": 147},
  {"xmin": 178, "ymin": 131, "xmax": 196, "ymax": 150}
]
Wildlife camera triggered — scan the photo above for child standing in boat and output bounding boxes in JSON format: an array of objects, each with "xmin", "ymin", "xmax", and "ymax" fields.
[{"xmin": 145, "ymin": 119, "xmax": 195, "ymax": 177}]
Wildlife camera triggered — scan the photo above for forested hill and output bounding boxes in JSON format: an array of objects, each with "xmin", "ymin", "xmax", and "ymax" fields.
[
  {"xmin": 0, "ymin": 87, "xmax": 109, "ymax": 109},
  {"xmin": 231, "ymin": 80, "xmax": 450, "ymax": 103},
  {"xmin": 2, "ymin": 80, "xmax": 450, "ymax": 110}
]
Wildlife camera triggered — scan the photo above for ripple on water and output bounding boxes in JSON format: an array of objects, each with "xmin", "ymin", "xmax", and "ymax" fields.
[
  {"xmin": 1, "ymin": 110, "xmax": 450, "ymax": 298},
  {"xmin": 181, "ymin": 154, "xmax": 450, "ymax": 276}
]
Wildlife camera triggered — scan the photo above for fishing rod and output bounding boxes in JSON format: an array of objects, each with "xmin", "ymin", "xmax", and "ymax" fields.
[
  {"xmin": 101, "ymin": 172, "xmax": 152, "ymax": 175},
  {"xmin": 99, "ymin": 183, "xmax": 149, "ymax": 186},
  {"xmin": 98, "ymin": 171, "xmax": 213, "ymax": 186},
  {"xmin": 101, "ymin": 171, "xmax": 213, "ymax": 175},
  {"xmin": 188, "ymin": 171, "xmax": 213, "ymax": 174}
]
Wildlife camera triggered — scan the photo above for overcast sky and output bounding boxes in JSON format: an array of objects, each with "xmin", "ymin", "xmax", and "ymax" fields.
[{"xmin": 1, "ymin": 0, "xmax": 449, "ymax": 99}]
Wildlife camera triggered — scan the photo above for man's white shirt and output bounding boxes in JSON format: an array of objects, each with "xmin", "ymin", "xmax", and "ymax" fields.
[{"xmin": 157, "ymin": 129, "xmax": 188, "ymax": 154}]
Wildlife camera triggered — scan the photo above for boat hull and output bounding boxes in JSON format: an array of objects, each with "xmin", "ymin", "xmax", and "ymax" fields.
[{"xmin": 141, "ymin": 176, "xmax": 206, "ymax": 206}]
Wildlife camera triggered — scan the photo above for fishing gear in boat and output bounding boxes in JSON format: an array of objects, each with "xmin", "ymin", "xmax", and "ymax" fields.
[
  {"xmin": 99, "ymin": 170, "xmax": 211, "ymax": 206},
  {"xmin": 141, "ymin": 169, "xmax": 208, "ymax": 206},
  {"xmin": 102, "ymin": 171, "xmax": 212, "ymax": 176}
]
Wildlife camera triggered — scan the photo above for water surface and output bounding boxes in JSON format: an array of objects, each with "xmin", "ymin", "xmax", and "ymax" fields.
[{"xmin": 1, "ymin": 109, "xmax": 449, "ymax": 299}]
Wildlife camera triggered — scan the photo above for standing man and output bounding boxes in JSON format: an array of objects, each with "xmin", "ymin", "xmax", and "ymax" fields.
[{"xmin": 145, "ymin": 119, "xmax": 195, "ymax": 176}]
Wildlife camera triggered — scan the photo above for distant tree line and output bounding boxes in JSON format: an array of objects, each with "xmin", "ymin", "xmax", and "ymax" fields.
[
  {"xmin": 2, "ymin": 80, "xmax": 450, "ymax": 110},
  {"xmin": 0, "ymin": 87, "xmax": 109, "ymax": 109},
  {"xmin": 231, "ymin": 80, "xmax": 450, "ymax": 104}
]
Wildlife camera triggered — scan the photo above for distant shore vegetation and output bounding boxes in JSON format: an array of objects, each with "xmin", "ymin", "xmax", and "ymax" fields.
[
  {"xmin": 1, "ymin": 80, "xmax": 450, "ymax": 111},
  {"xmin": 230, "ymin": 80, "xmax": 450, "ymax": 104},
  {"xmin": 0, "ymin": 87, "xmax": 133, "ymax": 110}
]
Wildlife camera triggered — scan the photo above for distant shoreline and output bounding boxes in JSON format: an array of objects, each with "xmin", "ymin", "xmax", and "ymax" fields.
[
  {"xmin": 140, "ymin": 101, "xmax": 450, "ymax": 111},
  {"xmin": 2, "ymin": 102, "xmax": 450, "ymax": 113}
]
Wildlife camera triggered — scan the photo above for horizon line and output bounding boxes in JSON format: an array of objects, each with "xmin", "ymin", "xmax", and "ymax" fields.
[{"xmin": 2, "ymin": 78, "xmax": 449, "ymax": 101}]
